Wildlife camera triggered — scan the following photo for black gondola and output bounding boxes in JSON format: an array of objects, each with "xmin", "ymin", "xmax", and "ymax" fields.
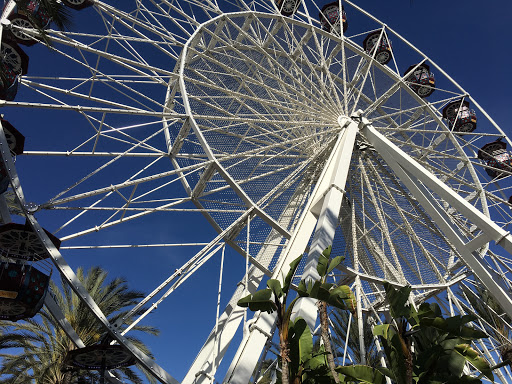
[
  {"xmin": 0, "ymin": 261, "xmax": 50, "ymax": 321},
  {"xmin": 0, "ymin": 222, "xmax": 61, "ymax": 260},
  {"xmin": 274, "ymin": 0, "xmax": 300, "ymax": 16},
  {"xmin": 363, "ymin": 31, "xmax": 392, "ymax": 65},
  {"xmin": 478, "ymin": 139, "xmax": 512, "ymax": 179},
  {"xmin": 62, "ymin": 0, "xmax": 94, "ymax": 10},
  {"xmin": 319, "ymin": 2, "xmax": 347, "ymax": 34},
  {"xmin": 8, "ymin": 0, "xmax": 51, "ymax": 46},
  {"xmin": 1, "ymin": 119, "xmax": 25, "ymax": 156},
  {"xmin": 0, "ymin": 39, "xmax": 28, "ymax": 101},
  {"xmin": 64, "ymin": 345, "xmax": 135, "ymax": 370},
  {"xmin": 442, "ymin": 99, "xmax": 477, "ymax": 134},
  {"xmin": 403, "ymin": 63, "xmax": 435, "ymax": 98}
]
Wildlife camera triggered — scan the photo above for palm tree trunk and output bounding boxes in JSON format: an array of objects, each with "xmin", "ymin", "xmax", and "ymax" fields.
[
  {"xmin": 280, "ymin": 329, "xmax": 290, "ymax": 384},
  {"xmin": 401, "ymin": 336, "xmax": 413, "ymax": 384},
  {"xmin": 317, "ymin": 300, "xmax": 339, "ymax": 383}
]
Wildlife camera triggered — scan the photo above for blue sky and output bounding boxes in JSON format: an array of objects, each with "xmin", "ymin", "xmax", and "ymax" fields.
[{"xmin": 3, "ymin": 0, "xmax": 512, "ymax": 382}]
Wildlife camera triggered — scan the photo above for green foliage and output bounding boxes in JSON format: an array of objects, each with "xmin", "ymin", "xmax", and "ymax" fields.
[
  {"xmin": 238, "ymin": 252, "xmax": 355, "ymax": 384},
  {"xmin": 237, "ymin": 288, "xmax": 276, "ymax": 313},
  {"xmin": 238, "ymin": 254, "xmax": 355, "ymax": 317},
  {"xmin": 288, "ymin": 321, "xmax": 338, "ymax": 384},
  {"xmin": 460, "ymin": 284, "xmax": 512, "ymax": 365},
  {"xmin": 0, "ymin": 266, "xmax": 159, "ymax": 384},
  {"xmin": 330, "ymin": 308, "xmax": 380, "ymax": 367},
  {"xmin": 342, "ymin": 282, "xmax": 494, "ymax": 384},
  {"xmin": 283, "ymin": 253, "xmax": 303, "ymax": 293},
  {"xmin": 336, "ymin": 365, "xmax": 390, "ymax": 384},
  {"xmin": 240, "ymin": 250, "xmax": 494, "ymax": 384},
  {"xmin": 267, "ymin": 279, "xmax": 284, "ymax": 299},
  {"xmin": 316, "ymin": 245, "xmax": 344, "ymax": 282},
  {"xmin": 296, "ymin": 280, "xmax": 355, "ymax": 312},
  {"xmin": 289, "ymin": 317, "xmax": 313, "ymax": 377}
]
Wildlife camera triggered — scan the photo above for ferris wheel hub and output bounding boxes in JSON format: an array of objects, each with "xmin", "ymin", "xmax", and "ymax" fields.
[{"xmin": 337, "ymin": 115, "xmax": 349, "ymax": 128}]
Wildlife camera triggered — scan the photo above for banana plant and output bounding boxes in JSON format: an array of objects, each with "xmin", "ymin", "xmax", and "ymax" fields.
[
  {"xmin": 237, "ymin": 253, "xmax": 355, "ymax": 384},
  {"xmin": 310, "ymin": 245, "xmax": 347, "ymax": 383},
  {"xmin": 337, "ymin": 282, "xmax": 494, "ymax": 384}
]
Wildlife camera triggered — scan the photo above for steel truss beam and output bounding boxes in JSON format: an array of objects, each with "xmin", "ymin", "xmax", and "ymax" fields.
[
  {"xmin": 0, "ymin": 122, "xmax": 180, "ymax": 384},
  {"xmin": 360, "ymin": 116, "xmax": 512, "ymax": 318}
]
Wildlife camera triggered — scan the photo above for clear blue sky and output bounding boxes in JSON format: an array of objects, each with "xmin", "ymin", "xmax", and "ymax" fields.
[{"xmin": 5, "ymin": 0, "xmax": 512, "ymax": 382}]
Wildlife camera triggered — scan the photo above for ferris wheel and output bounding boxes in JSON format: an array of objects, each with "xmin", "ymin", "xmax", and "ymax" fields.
[{"xmin": 0, "ymin": 0, "xmax": 511, "ymax": 383}]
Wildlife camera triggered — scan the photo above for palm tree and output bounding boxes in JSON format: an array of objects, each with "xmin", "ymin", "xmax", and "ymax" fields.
[{"xmin": 0, "ymin": 266, "xmax": 159, "ymax": 384}]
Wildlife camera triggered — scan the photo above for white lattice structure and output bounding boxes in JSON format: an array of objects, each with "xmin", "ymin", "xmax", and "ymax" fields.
[{"xmin": 1, "ymin": 0, "xmax": 512, "ymax": 383}]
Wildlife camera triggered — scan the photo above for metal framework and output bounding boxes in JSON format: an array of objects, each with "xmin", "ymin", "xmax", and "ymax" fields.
[{"xmin": 0, "ymin": 1, "xmax": 512, "ymax": 383}]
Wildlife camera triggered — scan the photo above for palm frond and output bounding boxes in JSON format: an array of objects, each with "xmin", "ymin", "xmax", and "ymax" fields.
[{"xmin": 0, "ymin": 266, "xmax": 159, "ymax": 384}]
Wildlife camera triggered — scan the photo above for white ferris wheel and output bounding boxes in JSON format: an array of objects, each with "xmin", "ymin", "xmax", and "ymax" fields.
[{"xmin": 0, "ymin": 0, "xmax": 511, "ymax": 383}]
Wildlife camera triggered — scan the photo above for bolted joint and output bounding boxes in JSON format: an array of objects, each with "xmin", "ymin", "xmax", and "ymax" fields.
[
  {"xmin": 337, "ymin": 115, "xmax": 350, "ymax": 129},
  {"xmin": 350, "ymin": 109, "xmax": 371, "ymax": 130},
  {"xmin": 24, "ymin": 202, "xmax": 39, "ymax": 214}
]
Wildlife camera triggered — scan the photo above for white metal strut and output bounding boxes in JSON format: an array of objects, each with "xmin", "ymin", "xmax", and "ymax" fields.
[{"xmin": 223, "ymin": 116, "xmax": 358, "ymax": 383}]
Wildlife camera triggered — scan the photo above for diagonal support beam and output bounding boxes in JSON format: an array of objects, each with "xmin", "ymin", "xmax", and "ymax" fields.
[
  {"xmin": 0, "ymin": 122, "xmax": 180, "ymax": 384},
  {"xmin": 222, "ymin": 116, "xmax": 358, "ymax": 384},
  {"xmin": 360, "ymin": 117, "xmax": 512, "ymax": 319}
]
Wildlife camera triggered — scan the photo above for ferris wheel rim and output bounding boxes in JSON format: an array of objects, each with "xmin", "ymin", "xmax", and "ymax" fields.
[
  {"xmin": 0, "ymin": 1, "xmax": 511, "ymax": 383},
  {"xmin": 175, "ymin": 8, "xmax": 491, "ymax": 234}
]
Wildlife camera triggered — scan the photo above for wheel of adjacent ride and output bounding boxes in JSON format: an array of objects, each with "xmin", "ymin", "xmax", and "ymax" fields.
[
  {"xmin": 0, "ymin": 40, "xmax": 28, "ymax": 74},
  {"xmin": 1, "ymin": 0, "xmax": 512, "ymax": 382},
  {"xmin": 61, "ymin": 0, "xmax": 94, "ymax": 10},
  {"xmin": 0, "ymin": 299, "xmax": 27, "ymax": 317}
]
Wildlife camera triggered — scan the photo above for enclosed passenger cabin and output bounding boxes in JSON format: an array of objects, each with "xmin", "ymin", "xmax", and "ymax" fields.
[
  {"xmin": 442, "ymin": 99, "xmax": 477, "ymax": 134},
  {"xmin": 0, "ymin": 64, "xmax": 19, "ymax": 101},
  {"xmin": 8, "ymin": 0, "xmax": 52, "ymax": 46},
  {"xmin": 0, "ymin": 222, "xmax": 60, "ymax": 321},
  {"xmin": 0, "ymin": 39, "xmax": 29, "ymax": 101},
  {"xmin": 0, "ymin": 262, "xmax": 50, "ymax": 321},
  {"xmin": 403, "ymin": 63, "xmax": 435, "ymax": 98},
  {"xmin": 363, "ymin": 31, "xmax": 392, "ymax": 65},
  {"xmin": 0, "ymin": 119, "xmax": 25, "ymax": 193},
  {"xmin": 478, "ymin": 139, "xmax": 512, "ymax": 179},
  {"xmin": 1, "ymin": 119, "xmax": 25, "ymax": 156},
  {"xmin": 0, "ymin": 222, "xmax": 61, "ymax": 258},
  {"xmin": 319, "ymin": 2, "xmax": 347, "ymax": 34}
]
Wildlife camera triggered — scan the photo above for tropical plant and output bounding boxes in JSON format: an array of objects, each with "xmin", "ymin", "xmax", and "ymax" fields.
[
  {"xmin": 461, "ymin": 283, "xmax": 512, "ymax": 368},
  {"xmin": 315, "ymin": 246, "xmax": 345, "ymax": 383},
  {"xmin": 0, "ymin": 266, "xmax": 159, "ymax": 384},
  {"xmin": 337, "ymin": 282, "xmax": 494, "ymax": 384},
  {"xmin": 237, "ymin": 252, "xmax": 355, "ymax": 384}
]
